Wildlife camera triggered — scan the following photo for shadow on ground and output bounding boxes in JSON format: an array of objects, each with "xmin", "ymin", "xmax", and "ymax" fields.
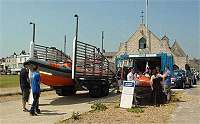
[
  {"xmin": 50, "ymin": 91, "xmax": 120, "ymax": 106},
  {"xmin": 39, "ymin": 109, "xmax": 66, "ymax": 116}
]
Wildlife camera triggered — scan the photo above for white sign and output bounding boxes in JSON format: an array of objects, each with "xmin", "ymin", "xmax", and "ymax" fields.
[
  {"xmin": 129, "ymin": 53, "xmax": 157, "ymax": 58},
  {"xmin": 120, "ymin": 81, "xmax": 135, "ymax": 108}
]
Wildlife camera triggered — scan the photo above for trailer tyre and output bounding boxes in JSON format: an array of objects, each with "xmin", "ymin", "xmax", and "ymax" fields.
[
  {"xmin": 101, "ymin": 84, "xmax": 109, "ymax": 97},
  {"xmin": 89, "ymin": 86, "xmax": 102, "ymax": 98},
  {"xmin": 55, "ymin": 86, "xmax": 76, "ymax": 96}
]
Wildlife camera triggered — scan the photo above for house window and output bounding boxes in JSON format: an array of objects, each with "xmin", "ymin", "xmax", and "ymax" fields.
[{"xmin": 139, "ymin": 37, "xmax": 147, "ymax": 49}]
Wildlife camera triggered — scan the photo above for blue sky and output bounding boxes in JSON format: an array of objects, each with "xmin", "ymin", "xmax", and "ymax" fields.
[{"xmin": 0, "ymin": 0, "xmax": 199, "ymax": 59}]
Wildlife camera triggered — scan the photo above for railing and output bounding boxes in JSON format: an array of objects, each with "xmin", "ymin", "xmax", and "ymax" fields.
[
  {"xmin": 33, "ymin": 44, "xmax": 71, "ymax": 63},
  {"xmin": 74, "ymin": 41, "xmax": 115, "ymax": 78}
]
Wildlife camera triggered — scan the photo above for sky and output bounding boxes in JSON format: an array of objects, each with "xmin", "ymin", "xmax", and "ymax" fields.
[{"xmin": 0, "ymin": 0, "xmax": 200, "ymax": 59}]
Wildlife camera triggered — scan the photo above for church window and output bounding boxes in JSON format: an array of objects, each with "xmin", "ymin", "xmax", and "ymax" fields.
[{"xmin": 139, "ymin": 37, "xmax": 146, "ymax": 49}]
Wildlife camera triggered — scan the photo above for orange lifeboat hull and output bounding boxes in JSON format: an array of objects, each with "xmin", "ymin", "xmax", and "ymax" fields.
[
  {"xmin": 137, "ymin": 75, "xmax": 151, "ymax": 87},
  {"xmin": 25, "ymin": 59, "xmax": 75, "ymax": 87}
]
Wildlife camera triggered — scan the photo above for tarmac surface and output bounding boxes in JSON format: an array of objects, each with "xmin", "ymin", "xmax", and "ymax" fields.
[
  {"xmin": 0, "ymin": 90, "xmax": 93, "ymax": 124},
  {"xmin": 1, "ymin": 83, "xmax": 200, "ymax": 124},
  {"xmin": 0, "ymin": 89, "xmax": 119, "ymax": 124},
  {"xmin": 168, "ymin": 83, "xmax": 200, "ymax": 124}
]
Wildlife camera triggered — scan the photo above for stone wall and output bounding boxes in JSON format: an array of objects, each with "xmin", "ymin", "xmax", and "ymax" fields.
[
  {"xmin": 112, "ymin": 24, "xmax": 187, "ymax": 70},
  {"xmin": 173, "ymin": 56, "xmax": 187, "ymax": 70}
]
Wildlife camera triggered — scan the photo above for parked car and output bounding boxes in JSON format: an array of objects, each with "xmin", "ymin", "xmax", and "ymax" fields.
[{"xmin": 171, "ymin": 70, "xmax": 186, "ymax": 89}]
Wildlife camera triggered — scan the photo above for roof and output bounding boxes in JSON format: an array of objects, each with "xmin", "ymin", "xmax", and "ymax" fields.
[
  {"xmin": 161, "ymin": 35, "xmax": 169, "ymax": 41},
  {"xmin": 171, "ymin": 40, "xmax": 186, "ymax": 57}
]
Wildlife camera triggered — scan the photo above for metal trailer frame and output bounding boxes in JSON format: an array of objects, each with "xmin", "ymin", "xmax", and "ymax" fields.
[{"xmin": 72, "ymin": 39, "xmax": 116, "ymax": 98}]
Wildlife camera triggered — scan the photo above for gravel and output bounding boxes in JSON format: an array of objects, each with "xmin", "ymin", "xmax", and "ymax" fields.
[{"xmin": 59, "ymin": 91, "xmax": 190, "ymax": 124}]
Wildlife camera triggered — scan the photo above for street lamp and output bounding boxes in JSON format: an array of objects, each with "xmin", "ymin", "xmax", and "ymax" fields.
[
  {"xmin": 74, "ymin": 14, "xmax": 79, "ymax": 40},
  {"xmin": 30, "ymin": 22, "xmax": 35, "ymax": 43},
  {"xmin": 72, "ymin": 14, "xmax": 79, "ymax": 79}
]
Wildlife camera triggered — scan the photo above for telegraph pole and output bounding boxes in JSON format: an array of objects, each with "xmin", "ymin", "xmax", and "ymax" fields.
[
  {"xmin": 64, "ymin": 35, "xmax": 66, "ymax": 54},
  {"xmin": 101, "ymin": 31, "xmax": 104, "ymax": 53}
]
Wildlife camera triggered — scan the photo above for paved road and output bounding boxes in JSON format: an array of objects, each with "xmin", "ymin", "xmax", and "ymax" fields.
[
  {"xmin": 168, "ymin": 83, "xmax": 200, "ymax": 124},
  {"xmin": 0, "ymin": 90, "xmax": 119, "ymax": 124}
]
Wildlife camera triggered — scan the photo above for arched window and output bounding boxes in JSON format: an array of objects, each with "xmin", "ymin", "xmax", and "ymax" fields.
[{"xmin": 139, "ymin": 37, "xmax": 146, "ymax": 49}]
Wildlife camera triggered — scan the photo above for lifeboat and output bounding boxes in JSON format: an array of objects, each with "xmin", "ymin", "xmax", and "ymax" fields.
[
  {"xmin": 24, "ymin": 59, "xmax": 75, "ymax": 87},
  {"xmin": 137, "ymin": 75, "xmax": 151, "ymax": 87}
]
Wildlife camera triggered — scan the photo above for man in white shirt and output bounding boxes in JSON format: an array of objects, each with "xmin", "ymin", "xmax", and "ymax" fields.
[
  {"xmin": 127, "ymin": 67, "xmax": 138, "ymax": 105},
  {"xmin": 127, "ymin": 67, "xmax": 138, "ymax": 81},
  {"xmin": 127, "ymin": 68, "xmax": 134, "ymax": 81}
]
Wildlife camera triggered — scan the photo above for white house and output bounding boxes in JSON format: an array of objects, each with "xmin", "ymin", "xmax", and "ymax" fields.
[{"xmin": 0, "ymin": 51, "xmax": 29, "ymax": 74}]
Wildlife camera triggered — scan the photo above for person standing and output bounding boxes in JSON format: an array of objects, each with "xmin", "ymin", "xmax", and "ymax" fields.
[
  {"xmin": 20, "ymin": 63, "xmax": 31, "ymax": 112},
  {"xmin": 30, "ymin": 65, "xmax": 41, "ymax": 116},
  {"xmin": 163, "ymin": 66, "xmax": 171, "ymax": 90},
  {"xmin": 127, "ymin": 67, "xmax": 138, "ymax": 105},
  {"xmin": 162, "ymin": 66, "xmax": 171, "ymax": 102},
  {"xmin": 116, "ymin": 68, "xmax": 122, "ymax": 93},
  {"xmin": 127, "ymin": 68, "xmax": 136, "ymax": 81}
]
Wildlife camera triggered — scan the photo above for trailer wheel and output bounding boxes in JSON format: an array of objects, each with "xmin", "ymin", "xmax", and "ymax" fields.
[
  {"xmin": 89, "ymin": 86, "xmax": 102, "ymax": 98},
  {"xmin": 101, "ymin": 84, "xmax": 109, "ymax": 97},
  {"xmin": 55, "ymin": 86, "xmax": 76, "ymax": 96}
]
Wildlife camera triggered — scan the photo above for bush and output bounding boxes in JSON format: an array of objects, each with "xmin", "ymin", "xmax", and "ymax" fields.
[
  {"xmin": 91, "ymin": 103, "xmax": 107, "ymax": 111},
  {"xmin": 71, "ymin": 112, "xmax": 80, "ymax": 120},
  {"xmin": 127, "ymin": 107, "xmax": 144, "ymax": 113}
]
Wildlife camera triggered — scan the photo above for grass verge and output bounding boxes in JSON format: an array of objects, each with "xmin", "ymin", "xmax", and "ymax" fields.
[
  {"xmin": 127, "ymin": 106, "xmax": 145, "ymax": 113},
  {"xmin": 0, "ymin": 75, "xmax": 19, "ymax": 88}
]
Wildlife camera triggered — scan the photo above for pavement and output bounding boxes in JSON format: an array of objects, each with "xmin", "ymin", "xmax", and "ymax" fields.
[
  {"xmin": 0, "ymin": 90, "xmax": 92, "ymax": 124},
  {"xmin": 168, "ymin": 82, "xmax": 200, "ymax": 124},
  {"xmin": 0, "ymin": 88, "xmax": 119, "ymax": 124}
]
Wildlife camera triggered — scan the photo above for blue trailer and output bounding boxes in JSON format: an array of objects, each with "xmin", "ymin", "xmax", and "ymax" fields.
[
  {"xmin": 115, "ymin": 52, "xmax": 174, "ymax": 104},
  {"xmin": 115, "ymin": 52, "xmax": 174, "ymax": 74}
]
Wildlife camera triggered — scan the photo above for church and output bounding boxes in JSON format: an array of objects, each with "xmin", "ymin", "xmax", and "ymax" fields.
[{"xmin": 104, "ymin": 24, "xmax": 188, "ymax": 70}]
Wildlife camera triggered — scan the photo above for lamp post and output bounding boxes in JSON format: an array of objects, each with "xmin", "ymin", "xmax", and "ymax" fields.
[
  {"xmin": 29, "ymin": 21, "xmax": 35, "ymax": 104},
  {"xmin": 72, "ymin": 14, "xmax": 79, "ymax": 79},
  {"xmin": 30, "ymin": 22, "xmax": 35, "ymax": 43},
  {"xmin": 101, "ymin": 31, "xmax": 104, "ymax": 53},
  {"xmin": 74, "ymin": 14, "xmax": 79, "ymax": 41}
]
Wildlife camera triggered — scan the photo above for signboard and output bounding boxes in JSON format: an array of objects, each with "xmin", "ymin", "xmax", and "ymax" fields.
[
  {"xmin": 120, "ymin": 81, "xmax": 135, "ymax": 108},
  {"xmin": 129, "ymin": 53, "xmax": 157, "ymax": 58}
]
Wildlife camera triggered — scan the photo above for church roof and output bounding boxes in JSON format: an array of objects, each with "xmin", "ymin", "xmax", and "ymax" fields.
[
  {"xmin": 127, "ymin": 24, "xmax": 161, "ymax": 43},
  {"xmin": 171, "ymin": 40, "xmax": 186, "ymax": 57},
  {"xmin": 161, "ymin": 35, "xmax": 169, "ymax": 41}
]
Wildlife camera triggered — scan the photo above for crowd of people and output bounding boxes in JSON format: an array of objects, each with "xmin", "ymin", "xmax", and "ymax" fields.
[
  {"xmin": 116, "ymin": 66, "xmax": 172, "ymax": 104},
  {"xmin": 117, "ymin": 66, "xmax": 171, "ymax": 89}
]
